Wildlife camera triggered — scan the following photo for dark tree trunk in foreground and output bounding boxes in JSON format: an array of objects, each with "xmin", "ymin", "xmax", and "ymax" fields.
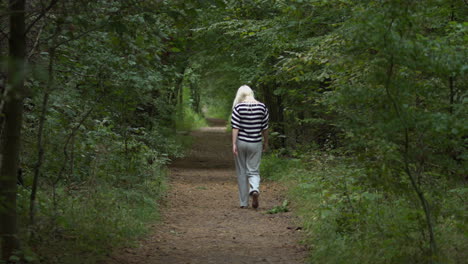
[{"xmin": 0, "ymin": 0, "xmax": 26, "ymax": 261}]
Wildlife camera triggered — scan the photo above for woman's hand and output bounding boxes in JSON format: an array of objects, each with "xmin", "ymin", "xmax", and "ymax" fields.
[{"xmin": 233, "ymin": 144, "xmax": 238, "ymax": 156}]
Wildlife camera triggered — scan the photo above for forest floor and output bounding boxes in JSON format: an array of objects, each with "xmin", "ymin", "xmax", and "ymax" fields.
[{"xmin": 104, "ymin": 118, "xmax": 307, "ymax": 264}]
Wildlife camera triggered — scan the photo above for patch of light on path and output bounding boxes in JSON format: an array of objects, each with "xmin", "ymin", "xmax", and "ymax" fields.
[{"xmin": 197, "ymin": 126, "xmax": 227, "ymax": 133}]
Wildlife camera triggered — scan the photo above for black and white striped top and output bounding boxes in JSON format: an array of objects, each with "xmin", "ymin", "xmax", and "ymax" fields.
[{"xmin": 231, "ymin": 102, "xmax": 269, "ymax": 143}]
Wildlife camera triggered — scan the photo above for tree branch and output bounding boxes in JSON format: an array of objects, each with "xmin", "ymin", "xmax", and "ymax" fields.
[
  {"xmin": 27, "ymin": 24, "xmax": 44, "ymax": 60},
  {"xmin": 24, "ymin": 0, "xmax": 59, "ymax": 35},
  {"xmin": 53, "ymin": 95, "xmax": 103, "ymax": 186},
  {"xmin": 52, "ymin": 26, "xmax": 103, "ymax": 49}
]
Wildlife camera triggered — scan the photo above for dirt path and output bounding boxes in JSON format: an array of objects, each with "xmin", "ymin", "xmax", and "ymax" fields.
[{"xmin": 106, "ymin": 119, "xmax": 307, "ymax": 264}]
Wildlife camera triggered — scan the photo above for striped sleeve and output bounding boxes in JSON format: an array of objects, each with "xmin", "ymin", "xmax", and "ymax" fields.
[
  {"xmin": 231, "ymin": 106, "xmax": 241, "ymax": 129},
  {"xmin": 262, "ymin": 107, "xmax": 269, "ymax": 130}
]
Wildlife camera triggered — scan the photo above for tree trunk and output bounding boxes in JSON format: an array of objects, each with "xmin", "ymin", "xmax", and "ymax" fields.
[
  {"xmin": 1, "ymin": 0, "xmax": 26, "ymax": 261},
  {"xmin": 448, "ymin": 75, "xmax": 455, "ymax": 116},
  {"xmin": 191, "ymin": 83, "xmax": 201, "ymax": 114},
  {"xmin": 175, "ymin": 68, "xmax": 186, "ymax": 130},
  {"xmin": 30, "ymin": 48, "xmax": 55, "ymax": 229},
  {"xmin": 276, "ymin": 94, "xmax": 285, "ymax": 148},
  {"xmin": 384, "ymin": 57, "xmax": 438, "ymax": 262},
  {"xmin": 448, "ymin": 3, "xmax": 455, "ymax": 115}
]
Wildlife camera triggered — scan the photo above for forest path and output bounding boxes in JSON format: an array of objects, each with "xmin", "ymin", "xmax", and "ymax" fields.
[{"xmin": 106, "ymin": 118, "xmax": 307, "ymax": 264}]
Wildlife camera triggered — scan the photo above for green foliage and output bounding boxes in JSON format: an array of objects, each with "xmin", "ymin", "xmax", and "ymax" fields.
[
  {"xmin": 264, "ymin": 152, "xmax": 467, "ymax": 263},
  {"xmin": 266, "ymin": 199, "xmax": 289, "ymax": 214},
  {"xmin": 18, "ymin": 179, "xmax": 165, "ymax": 264},
  {"xmin": 204, "ymin": 105, "xmax": 230, "ymax": 120},
  {"xmin": 2, "ymin": 0, "xmax": 466, "ymax": 262},
  {"xmin": 175, "ymin": 80, "xmax": 208, "ymax": 131},
  {"xmin": 175, "ymin": 106, "xmax": 207, "ymax": 131},
  {"xmin": 18, "ymin": 113, "xmax": 169, "ymax": 262},
  {"xmin": 11, "ymin": 0, "xmax": 205, "ymax": 262},
  {"xmin": 260, "ymin": 153, "xmax": 302, "ymax": 181},
  {"xmin": 194, "ymin": 1, "xmax": 466, "ymax": 262}
]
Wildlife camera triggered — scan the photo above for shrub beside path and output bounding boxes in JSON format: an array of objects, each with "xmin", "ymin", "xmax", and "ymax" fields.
[{"xmin": 106, "ymin": 118, "xmax": 307, "ymax": 264}]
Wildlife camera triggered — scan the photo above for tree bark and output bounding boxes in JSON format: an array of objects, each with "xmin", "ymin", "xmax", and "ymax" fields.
[{"xmin": 1, "ymin": 0, "xmax": 26, "ymax": 261}]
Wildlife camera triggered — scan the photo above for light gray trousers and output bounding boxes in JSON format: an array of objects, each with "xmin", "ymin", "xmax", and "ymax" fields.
[{"xmin": 234, "ymin": 139, "xmax": 262, "ymax": 207}]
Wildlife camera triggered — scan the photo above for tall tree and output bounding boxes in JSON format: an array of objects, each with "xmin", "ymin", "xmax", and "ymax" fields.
[{"xmin": 0, "ymin": 0, "xmax": 26, "ymax": 261}]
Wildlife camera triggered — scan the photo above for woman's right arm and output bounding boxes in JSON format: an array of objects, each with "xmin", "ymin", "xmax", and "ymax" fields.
[{"xmin": 262, "ymin": 129, "xmax": 268, "ymax": 152}]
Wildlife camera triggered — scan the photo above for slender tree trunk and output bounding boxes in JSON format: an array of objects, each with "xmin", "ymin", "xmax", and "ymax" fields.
[
  {"xmin": 1, "ymin": 0, "xmax": 26, "ymax": 261},
  {"xmin": 260, "ymin": 83, "xmax": 286, "ymax": 148},
  {"xmin": 0, "ymin": 83, "xmax": 8, "ymax": 141},
  {"xmin": 55, "ymin": 105, "xmax": 95, "ymax": 186},
  {"xmin": 384, "ymin": 57, "xmax": 437, "ymax": 262},
  {"xmin": 276, "ymin": 94, "xmax": 285, "ymax": 148},
  {"xmin": 49, "ymin": 105, "xmax": 94, "ymax": 219},
  {"xmin": 261, "ymin": 83, "xmax": 278, "ymax": 123},
  {"xmin": 30, "ymin": 48, "xmax": 55, "ymax": 229},
  {"xmin": 448, "ymin": 3, "xmax": 456, "ymax": 115},
  {"xmin": 448, "ymin": 76, "xmax": 454, "ymax": 114},
  {"xmin": 69, "ymin": 135, "xmax": 75, "ymax": 178},
  {"xmin": 175, "ymin": 68, "xmax": 185, "ymax": 130},
  {"xmin": 190, "ymin": 83, "xmax": 201, "ymax": 114}
]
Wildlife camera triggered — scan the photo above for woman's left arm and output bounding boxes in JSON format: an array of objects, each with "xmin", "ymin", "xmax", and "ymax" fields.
[{"xmin": 232, "ymin": 128, "xmax": 239, "ymax": 156}]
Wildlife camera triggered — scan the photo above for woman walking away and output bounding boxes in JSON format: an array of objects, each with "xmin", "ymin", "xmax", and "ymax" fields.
[{"xmin": 231, "ymin": 85, "xmax": 269, "ymax": 209}]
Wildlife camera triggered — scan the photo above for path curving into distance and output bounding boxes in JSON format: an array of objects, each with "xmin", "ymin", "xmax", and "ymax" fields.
[{"xmin": 106, "ymin": 118, "xmax": 307, "ymax": 264}]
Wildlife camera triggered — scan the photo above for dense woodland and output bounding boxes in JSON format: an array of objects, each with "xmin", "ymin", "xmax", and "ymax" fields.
[{"xmin": 1, "ymin": 0, "xmax": 466, "ymax": 263}]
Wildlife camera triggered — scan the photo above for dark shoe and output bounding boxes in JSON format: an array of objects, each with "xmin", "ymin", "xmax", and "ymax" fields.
[
  {"xmin": 251, "ymin": 191, "xmax": 259, "ymax": 209},
  {"xmin": 240, "ymin": 206, "xmax": 248, "ymax": 209}
]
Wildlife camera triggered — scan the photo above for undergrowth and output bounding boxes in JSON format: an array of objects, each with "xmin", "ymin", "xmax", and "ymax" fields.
[
  {"xmin": 16, "ymin": 160, "xmax": 167, "ymax": 264},
  {"xmin": 175, "ymin": 106, "xmax": 207, "ymax": 131},
  {"xmin": 260, "ymin": 152, "xmax": 467, "ymax": 264},
  {"xmin": 18, "ymin": 179, "xmax": 165, "ymax": 263},
  {"xmin": 14, "ymin": 114, "xmax": 198, "ymax": 263}
]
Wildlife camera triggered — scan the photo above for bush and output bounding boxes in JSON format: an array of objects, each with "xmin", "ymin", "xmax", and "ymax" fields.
[
  {"xmin": 17, "ymin": 116, "xmax": 172, "ymax": 263},
  {"xmin": 260, "ymin": 153, "xmax": 302, "ymax": 181},
  {"xmin": 18, "ymin": 170, "xmax": 166, "ymax": 264},
  {"xmin": 263, "ymin": 152, "xmax": 467, "ymax": 264}
]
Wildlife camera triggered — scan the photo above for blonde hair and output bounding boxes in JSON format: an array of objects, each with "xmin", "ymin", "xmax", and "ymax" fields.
[{"xmin": 232, "ymin": 85, "xmax": 256, "ymax": 109}]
